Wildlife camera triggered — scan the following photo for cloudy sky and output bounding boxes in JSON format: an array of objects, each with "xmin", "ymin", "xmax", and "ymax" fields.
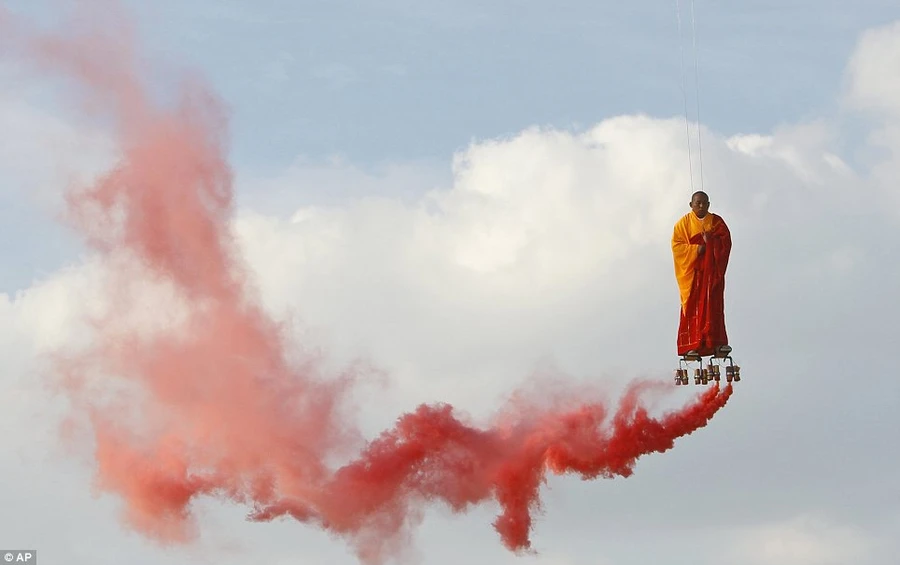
[{"xmin": 2, "ymin": 1, "xmax": 900, "ymax": 564}]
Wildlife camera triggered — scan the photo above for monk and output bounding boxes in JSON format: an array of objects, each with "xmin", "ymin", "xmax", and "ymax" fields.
[{"xmin": 671, "ymin": 190, "xmax": 732, "ymax": 357}]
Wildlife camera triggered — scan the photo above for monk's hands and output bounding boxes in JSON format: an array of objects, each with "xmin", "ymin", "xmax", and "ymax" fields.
[{"xmin": 698, "ymin": 231, "xmax": 708, "ymax": 255}]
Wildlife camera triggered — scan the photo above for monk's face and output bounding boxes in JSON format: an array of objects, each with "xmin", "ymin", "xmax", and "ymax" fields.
[{"xmin": 690, "ymin": 193, "xmax": 709, "ymax": 218}]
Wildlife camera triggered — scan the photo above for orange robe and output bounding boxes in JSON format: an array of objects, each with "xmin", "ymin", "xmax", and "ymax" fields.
[{"xmin": 671, "ymin": 211, "xmax": 731, "ymax": 356}]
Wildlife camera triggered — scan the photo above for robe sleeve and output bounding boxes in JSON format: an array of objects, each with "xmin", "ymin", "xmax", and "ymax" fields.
[
  {"xmin": 672, "ymin": 216, "xmax": 698, "ymax": 311},
  {"xmin": 709, "ymin": 215, "xmax": 732, "ymax": 279}
]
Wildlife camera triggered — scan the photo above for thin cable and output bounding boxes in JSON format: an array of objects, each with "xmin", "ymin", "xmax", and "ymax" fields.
[
  {"xmin": 674, "ymin": 0, "xmax": 695, "ymax": 192},
  {"xmin": 689, "ymin": 0, "xmax": 704, "ymax": 192}
]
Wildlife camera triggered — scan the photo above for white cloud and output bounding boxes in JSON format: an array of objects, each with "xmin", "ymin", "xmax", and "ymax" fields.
[
  {"xmin": 841, "ymin": 20, "xmax": 900, "ymax": 215},
  {"xmin": 229, "ymin": 116, "xmax": 720, "ymax": 428},
  {"xmin": 845, "ymin": 20, "xmax": 900, "ymax": 117},
  {"xmin": 723, "ymin": 514, "xmax": 876, "ymax": 565}
]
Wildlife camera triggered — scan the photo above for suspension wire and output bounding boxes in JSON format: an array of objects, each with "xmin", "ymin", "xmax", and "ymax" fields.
[
  {"xmin": 689, "ymin": 0, "xmax": 704, "ymax": 192},
  {"xmin": 674, "ymin": 0, "xmax": 695, "ymax": 192},
  {"xmin": 674, "ymin": 0, "xmax": 705, "ymax": 193}
]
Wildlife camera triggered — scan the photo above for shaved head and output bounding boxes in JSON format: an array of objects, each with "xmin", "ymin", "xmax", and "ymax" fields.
[{"xmin": 690, "ymin": 191, "xmax": 710, "ymax": 218}]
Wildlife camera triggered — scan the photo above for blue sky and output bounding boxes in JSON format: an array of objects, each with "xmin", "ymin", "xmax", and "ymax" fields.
[
  {"xmin": 4, "ymin": 0, "xmax": 897, "ymax": 293},
  {"xmin": 64, "ymin": 0, "xmax": 900, "ymax": 168},
  {"xmin": 3, "ymin": 2, "xmax": 900, "ymax": 565}
]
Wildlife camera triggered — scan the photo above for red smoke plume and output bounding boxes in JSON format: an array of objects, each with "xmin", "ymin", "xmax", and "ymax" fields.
[{"xmin": 3, "ymin": 4, "xmax": 734, "ymax": 564}]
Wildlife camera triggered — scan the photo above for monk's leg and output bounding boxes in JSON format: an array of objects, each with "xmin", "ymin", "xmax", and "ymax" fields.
[
  {"xmin": 706, "ymin": 280, "xmax": 729, "ymax": 352},
  {"xmin": 677, "ymin": 307, "xmax": 696, "ymax": 355},
  {"xmin": 677, "ymin": 302, "xmax": 702, "ymax": 356},
  {"xmin": 681, "ymin": 272, "xmax": 722, "ymax": 357}
]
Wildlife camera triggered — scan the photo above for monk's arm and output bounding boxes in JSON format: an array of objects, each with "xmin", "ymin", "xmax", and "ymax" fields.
[
  {"xmin": 713, "ymin": 217, "xmax": 732, "ymax": 270},
  {"xmin": 672, "ymin": 224, "xmax": 698, "ymax": 269}
]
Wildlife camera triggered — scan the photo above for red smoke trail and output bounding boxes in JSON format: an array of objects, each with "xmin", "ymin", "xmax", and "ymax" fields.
[
  {"xmin": 3, "ymin": 4, "xmax": 734, "ymax": 563},
  {"xmin": 243, "ymin": 382, "xmax": 730, "ymax": 561}
]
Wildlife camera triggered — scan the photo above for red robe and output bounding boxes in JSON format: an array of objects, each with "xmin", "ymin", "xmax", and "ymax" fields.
[{"xmin": 671, "ymin": 211, "xmax": 731, "ymax": 356}]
